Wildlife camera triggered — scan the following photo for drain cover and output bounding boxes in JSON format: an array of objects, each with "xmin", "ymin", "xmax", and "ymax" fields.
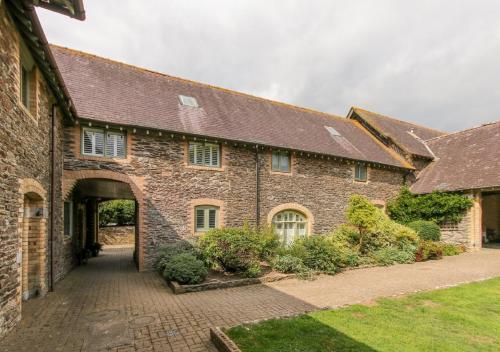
[
  {"xmin": 128, "ymin": 315, "xmax": 156, "ymax": 327},
  {"xmin": 85, "ymin": 309, "xmax": 121, "ymax": 322}
]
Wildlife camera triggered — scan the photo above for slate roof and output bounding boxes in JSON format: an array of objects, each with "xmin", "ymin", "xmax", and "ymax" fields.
[
  {"xmin": 411, "ymin": 121, "xmax": 500, "ymax": 193},
  {"xmin": 50, "ymin": 45, "xmax": 412, "ymax": 169},
  {"xmin": 349, "ymin": 107, "xmax": 445, "ymax": 159}
]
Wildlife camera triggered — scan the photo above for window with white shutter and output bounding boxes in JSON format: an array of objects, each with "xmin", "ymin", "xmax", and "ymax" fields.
[
  {"xmin": 82, "ymin": 127, "xmax": 126, "ymax": 158},
  {"xmin": 188, "ymin": 142, "xmax": 220, "ymax": 167},
  {"xmin": 194, "ymin": 206, "xmax": 219, "ymax": 232}
]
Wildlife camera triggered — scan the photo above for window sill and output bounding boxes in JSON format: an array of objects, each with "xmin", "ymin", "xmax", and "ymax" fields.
[
  {"xmin": 185, "ymin": 164, "xmax": 225, "ymax": 172},
  {"xmin": 270, "ymin": 170, "xmax": 293, "ymax": 176},
  {"xmin": 354, "ymin": 179, "xmax": 369, "ymax": 184},
  {"xmin": 18, "ymin": 102, "xmax": 38, "ymax": 124},
  {"xmin": 79, "ymin": 154, "xmax": 130, "ymax": 164}
]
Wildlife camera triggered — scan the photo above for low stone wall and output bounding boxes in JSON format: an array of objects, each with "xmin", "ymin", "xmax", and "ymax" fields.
[{"xmin": 99, "ymin": 226, "xmax": 135, "ymax": 245}]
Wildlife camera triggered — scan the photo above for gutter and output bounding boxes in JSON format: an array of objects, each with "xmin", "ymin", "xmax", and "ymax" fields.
[
  {"xmin": 49, "ymin": 104, "xmax": 57, "ymax": 292},
  {"xmin": 255, "ymin": 146, "xmax": 260, "ymax": 227}
]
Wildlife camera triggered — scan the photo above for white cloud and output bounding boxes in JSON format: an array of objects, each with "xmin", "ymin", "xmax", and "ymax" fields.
[{"xmin": 38, "ymin": 0, "xmax": 500, "ymax": 131}]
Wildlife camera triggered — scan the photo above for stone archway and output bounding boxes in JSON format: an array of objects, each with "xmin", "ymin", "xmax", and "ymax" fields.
[
  {"xmin": 18, "ymin": 179, "xmax": 48, "ymax": 301},
  {"xmin": 63, "ymin": 170, "xmax": 147, "ymax": 271}
]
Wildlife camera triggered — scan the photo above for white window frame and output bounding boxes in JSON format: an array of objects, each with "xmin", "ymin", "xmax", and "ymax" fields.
[
  {"xmin": 63, "ymin": 201, "xmax": 73, "ymax": 237},
  {"xmin": 195, "ymin": 205, "xmax": 220, "ymax": 232},
  {"xmin": 271, "ymin": 150, "xmax": 291, "ymax": 173},
  {"xmin": 188, "ymin": 142, "xmax": 221, "ymax": 167},
  {"xmin": 81, "ymin": 127, "xmax": 126, "ymax": 159},
  {"xmin": 355, "ymin": 163, "xmax": 368, "ymax": 182},
  {"xmin": 272, "ymin": 210, "xmax": 308, "ymax": 245}
]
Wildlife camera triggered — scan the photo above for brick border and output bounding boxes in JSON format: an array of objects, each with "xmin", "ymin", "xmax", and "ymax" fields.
[
  {"xmin": 168, "ymin": 272, "xmax": 296, "ymax": 294},
  {"xmin": 210, "ymin": 327, "xmax": 242, "ymax": 352},
  {"xmin": 62, "ymin": 170, "xmax": 147, "ymax": 271}
]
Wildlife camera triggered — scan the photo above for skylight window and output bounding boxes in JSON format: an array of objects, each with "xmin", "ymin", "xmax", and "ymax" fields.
[
  {"xmin": 179, "ymin": 95, "xmax": 199, "ymax": 107},
  {"xmin": 325, "ymin": 126, "xmax": 341, "ymax": 137}
]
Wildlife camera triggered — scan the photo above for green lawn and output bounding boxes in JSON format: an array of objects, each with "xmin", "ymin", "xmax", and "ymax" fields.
[{"xmin": 227, "ymin": 278, "xmax": 500, "ymax": 352}]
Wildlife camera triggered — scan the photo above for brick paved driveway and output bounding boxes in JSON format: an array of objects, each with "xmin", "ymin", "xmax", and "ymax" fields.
[{"xmin": 2, "ymin": 246, "xmax": 500, "ymax": 352}]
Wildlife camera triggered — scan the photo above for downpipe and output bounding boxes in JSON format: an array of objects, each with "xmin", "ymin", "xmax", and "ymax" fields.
[{"xmin": 49, "ymin": 104, "xmax": 57, "ymax": 292}]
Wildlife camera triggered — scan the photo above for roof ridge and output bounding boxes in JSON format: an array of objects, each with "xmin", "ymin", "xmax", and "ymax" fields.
[
  {"xmin": 49, "ymin": 44, "xmax": 347, "ymax": 122},
  {"xmin": 425, "ymin": 120, "xmax": 500, "ymax": 142},
  {"xmin": 352, "ymin": 106, "xmax": 445, "ymax": 134}
]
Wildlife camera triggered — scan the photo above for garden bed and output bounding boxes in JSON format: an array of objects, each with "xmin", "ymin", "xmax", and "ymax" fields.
[{"xmin": 167, "ymin": 266, "xmax": 295, "ymax": 294}]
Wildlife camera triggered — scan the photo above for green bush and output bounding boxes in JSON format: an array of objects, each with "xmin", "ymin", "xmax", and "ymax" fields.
[
  {"xmin": 407, "ymin": 220, "xmax": 441, "ymax": 241},
  {"xmin": 289, "ymin": 236, "xmax": 338, "ymax": 274},
  {"xmin": 162, "ymin": 253, "xmax": 208, "ymax": 284},
  {"xmin": 370, "ymin": 247, "xmax": 416, "ymax": 266},
  {"xmin": 442, "ymin": 243, "xmax": 466, "ymax": 256},
  {"xmin": 415, "ymin": 241, "xmax": 443, "ymax": 261},
  {"xmin": 198, "ymin": 228, "xmax": 262, "ymax": 276},
  {"xmin": 271, "ymin": 254, "xmax": 305, "ymax": 273},
  {"xmin": 154, "ymin": 241, "xmax": 197, "ymax": 272},
  {"xmin": 345, "ymin": 195, "xmax": 419, "ymax": 255},
  {"xmin": 99, "ymin": 199, "xmax": 135, "ymax": 226},
  {"xmin": 387, "ymin": 187, "xmax": 473, "ymax": 225}
]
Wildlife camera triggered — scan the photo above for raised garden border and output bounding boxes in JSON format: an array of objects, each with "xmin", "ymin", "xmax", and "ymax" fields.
[
  {"xmin": 168, "ymin": 273, "xmax": 295, "ymax": 294},
  {"xmin": 210, "ymin": 327, "xmax": 241, "ymax": 352}
]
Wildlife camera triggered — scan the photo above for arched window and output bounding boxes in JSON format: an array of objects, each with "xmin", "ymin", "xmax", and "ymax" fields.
[{"xmin": 272, "ymin": 210, "xmax": 308, "ymax": 245}]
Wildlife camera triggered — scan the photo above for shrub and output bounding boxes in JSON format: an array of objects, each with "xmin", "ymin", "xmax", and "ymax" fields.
[
  {"xmin": 387, "ymin": 187, "xmax": 473, "ymax": 225},
  {"xmin": 154, "ymin": 241, "xmax": 196, "ymax": 272},
  {"xmin": 415, "ymin": 241, "xmax": 443, "ymax": 261},
  {"xmin": 251, "ymin": 224, "xmax": 280, "ymax": 260},
  {"xmin": 371, "ymin": 247, "xmax": 416, "ymax": 266},
  {"xmin": 198, "ymin": 228, "xmax": 262, "ymax": 276},
  {"xmin": 289, "ymin": 236, "xmax": 338, "ymax": 274},
  {"xmin": 271, "ymin": 254, "xmax": 305, "ymax": 273},
  {"xmin": 407, "ymin": 220, "xmax": 441, "ymax": 241},
  {"xmin": 163, "ymin": 253, "xmax": 208, "ymax": 284},
  {"xmin": 442, "ymin": 243, "xmax": 466, "ymax": 256}
]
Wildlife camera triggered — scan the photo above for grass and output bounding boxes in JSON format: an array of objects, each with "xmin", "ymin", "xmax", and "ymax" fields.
[{"xmin": 227, "ymin": 278, "xmax": 500, "ymax": 352}]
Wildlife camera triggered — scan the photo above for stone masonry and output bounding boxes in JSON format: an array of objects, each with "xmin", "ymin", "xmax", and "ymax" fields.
[
  {"xmin": 0, "ymin": 3, "xmax": 71, "ymax": 338},
  {"xmin": 63, "ymin": 125, "xmax": 408, "ymax": 270}
]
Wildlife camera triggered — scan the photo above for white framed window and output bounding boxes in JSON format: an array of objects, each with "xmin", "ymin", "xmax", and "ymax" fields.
[
  {"xmin": 19, "ymin": 40, "xmax": 36, "ymax": 115},
  {"xmin": 188, "ymin": 142, "xmax": 220, "ymax": 167},
  {"xmin": 195, "ymin": 205, "xmax": 219, "ymax": 232},
  {"xmin": 63, "ymin": 201, "xmax": 73, "ymax": 237},
  {"xmin": 271, "ymin": 150, "xmax": 290, "ymax": 172},
  {"xmin": 272, "ymin": 210, "xmax": 308, "ymax": 245},
  {"xmin": 82, "ymin": 127, "xmax": 126, "ymax": 158},
  {"xmin": 355, "ymin": 163, "xmax": 368, "ymax": 182}
]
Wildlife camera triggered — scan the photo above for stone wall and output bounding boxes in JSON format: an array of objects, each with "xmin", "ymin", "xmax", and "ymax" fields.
[
  {"xmin": 64, "ymin": 125, "xmax": 408, "ymax": 270},
  {"xmin": 99, "ymin": 226, "xmax": 135, "ymax": 246},
  {"xmin": 0, "ymin": 3, "xmax": 71, "ymax": 338}
]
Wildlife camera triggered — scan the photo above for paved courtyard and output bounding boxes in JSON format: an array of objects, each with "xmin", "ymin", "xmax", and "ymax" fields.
[{"xmin": 1, "ymin": 246, "xmax": 500, "ymax": 352}]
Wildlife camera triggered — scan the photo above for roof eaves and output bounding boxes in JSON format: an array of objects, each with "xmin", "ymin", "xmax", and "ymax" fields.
[{"xmin": 7, "ymin": 1, "xmax": 78, "ymax": 121}]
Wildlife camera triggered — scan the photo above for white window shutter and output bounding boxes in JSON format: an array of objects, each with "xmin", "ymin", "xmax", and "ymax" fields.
[
  {"xmin": 116, "ymin": 134, "xmax": 125, "ymax": 158},
  {"xmin": 94, "ymin": 131, "xmax": 104, "ymax": 156},
  {"xmin": 188, "ymin": 143, "xmax": 196, "ymax": 164},
  {"xmin": 106, "ymin": 132, "xmax": 116, "ymax": 157},
  {"xmin": 208, "ymin": 209, "xmax": 217, "ymax": 228},
  {"xmin": 195, "ymin": 144, "xmax": 203, "ymax": 164},
  {"xmin": 211, "ymin": 145, "xmax": 219, "ymax": 166},
  {"xmin": 196, "ymin": 208, "xmax": 205, "ymax": 230},
  {"xmin": 83, "ymin": 130, "xmax": 93, "ymax": 155}
]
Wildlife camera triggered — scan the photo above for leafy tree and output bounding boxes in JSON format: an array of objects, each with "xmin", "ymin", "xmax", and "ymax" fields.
[{"xmin": 99, "ymin": 199, "xmax": 135, "ymax": 226}]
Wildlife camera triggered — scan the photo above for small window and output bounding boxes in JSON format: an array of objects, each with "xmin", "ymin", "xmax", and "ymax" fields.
[
  {"xmin": 179, "ymin": 95, "xmax": 199, "ymax": 107},
  {"xmin": 271, "ymin": 150, "xmax": 291, "ymax": 173},
  {"xmin": 272, "ymin": 210, "xmax": 308, "ymax": 245},
  {"xmin": 64, "ymin": 201, "xmax": 73, "ymax": 237},
  {"xmin": 195, "ymin": 205, "xmax": 219, "ymax": 232},
  {"xmin": 188, "ymin": 142, "xmax": 220, "ymax": 167},
  {"xmin": 355, "ymin": 163, "xmax": 368, "ymax": 182},
  {"xmin": 21, "ymin": 66, "xmax": 30, "ymax": 108},
  {"xmin": 82, "ymin": 127, "xmax": 126, "ymax": 158}
]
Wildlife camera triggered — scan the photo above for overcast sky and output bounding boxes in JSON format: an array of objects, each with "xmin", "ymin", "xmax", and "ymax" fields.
[{"xmin": 38, "ymin": 0, "xmax": 500, "ymax": 132}]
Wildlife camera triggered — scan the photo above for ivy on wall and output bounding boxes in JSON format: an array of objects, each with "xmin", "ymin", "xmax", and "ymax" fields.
[{"xmin": 387, "ymin": 187, "xmax": 473, "ymax": 225}]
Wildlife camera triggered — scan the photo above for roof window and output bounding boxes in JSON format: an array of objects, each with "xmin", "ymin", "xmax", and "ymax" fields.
[
  {"xmin": 325, "ymin": 126, "xmax": 341, "ymax": 137},
  {"xmin": 179, "ymin": 95, "xmax": 199, "ymax": 107}
]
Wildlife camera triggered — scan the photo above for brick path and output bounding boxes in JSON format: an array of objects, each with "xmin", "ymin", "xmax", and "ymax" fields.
[{"xmin": 2, "ymin": 246, "xmax": 500, "ymax": 352}]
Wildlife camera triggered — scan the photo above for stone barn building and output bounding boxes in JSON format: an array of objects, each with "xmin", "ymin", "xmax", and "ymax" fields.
[{"xmin": 0, "ymin": 0, "xmax": 499, "ymax": 339}]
